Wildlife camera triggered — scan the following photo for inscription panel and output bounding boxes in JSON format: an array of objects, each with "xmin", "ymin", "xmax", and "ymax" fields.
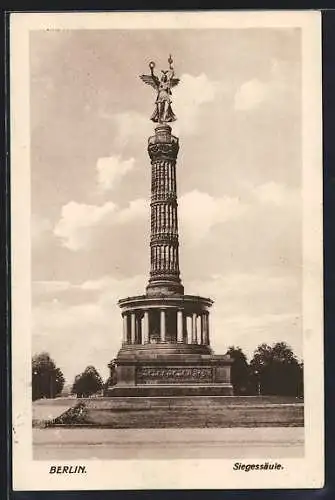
[{"xmin": 136, "ymin": 366, "xmax": 213, "ymax": 384}]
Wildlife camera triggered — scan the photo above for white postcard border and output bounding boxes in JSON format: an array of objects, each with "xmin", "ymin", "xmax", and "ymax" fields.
[{"xmin": 10, "ymin": 10, "xmax": 323, "ymax": 491}]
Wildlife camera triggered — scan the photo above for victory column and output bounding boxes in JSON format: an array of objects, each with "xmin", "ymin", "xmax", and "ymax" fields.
[{"xmin": 107, "ymin": 57, "xmax": 233, "ymax": 396}]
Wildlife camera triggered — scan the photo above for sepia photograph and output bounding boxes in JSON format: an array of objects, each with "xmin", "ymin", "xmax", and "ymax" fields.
[{"xmin": 10, "ymin": 11, "xmax": 323, "ymax": 490}]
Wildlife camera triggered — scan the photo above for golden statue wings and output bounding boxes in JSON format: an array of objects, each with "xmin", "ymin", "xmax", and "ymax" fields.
[{"xmin": 140, "ymin": 56, "xmax": 180, "ymax": 123}]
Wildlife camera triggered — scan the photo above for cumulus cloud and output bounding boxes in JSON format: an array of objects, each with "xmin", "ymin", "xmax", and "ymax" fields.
[
  {"xmin": 32, "ymin": 298, "xmax": 112, "ymax": 381},
  {"xmin": 234, "ymin": 78, "xmax": 268, "ymax": 111},
  {"xmin": 252, "ymin": 181, "xmax": 300, "ymax": 208},
  {"xmin": 100, "ymin": 75, "xmax": 220, "ymax": 139},
  {"xmin": 99, "ymin": 111, "xmax": 152, "ymax": 150},
  {"xmin": 33, "ymin": 280, "xmax": 72, "ymax": 294},
  {"xmin": 53, "ymin": 181, "xmax": 298, "ymax": 251},
  {"xmin": 116, "ymin": 198, "xmax": 147, "ymax": 224},
  {"xmin": 32, "ymin": 274, "xmax": 146, "ymax": 381},
  {"xmin": 32, "ymin": 270, "xmax": 302, "ymax": 383},
  {"xmin": 173, "ymin": 73, "xmax": 220, "ymax": 135},
  {"xmin": 114, "ymin": 111, "xmax": 150, "ymax": 146},
  {"xmin": 188, "ymin": 271, "xmax": 302, "ymax": 361},
  {"xmin": 189, "ymin": 272, "xmax": 299, "ymax": 312},
  {"xmin": 54, "ymin": 198, "xmax": 148, "ymax": 251},
  {"xmin": 234, "ymin": 58, "xmax": 300, "ymax": 112},
  {"xmin": 179, "ymin": 190, "xmax": 247, "ymax": 243},
  {"xmin": 54, "ymin": 201, "xmax": 116, "ymax": 250},
  {"xmin": 80, "ymin": 274, "xmax": 145, "ymax": 297},
  {"xmin": 96, "ymin": 155, "xmax": 135, "ymax": 192}
]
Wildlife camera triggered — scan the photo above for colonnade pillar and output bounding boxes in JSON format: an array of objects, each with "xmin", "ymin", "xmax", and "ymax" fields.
[
  {"xmin": 177, "ymin": 310, "xmax": 183, "ymax": 343},
  {"xmin": 160, "ymin": 309, "xmax": 166, "ymax": 343},
  {"xmin": 131, "ymin": 313, "xmax": 136, "ymax": 344},
  {"xmin": 121, "ymin": 309, "xmax": 210, "ymax": 346},
  {"xmin": 143, "ymin": 310, "xmax": 149, "ymax": 344},
  {"xmin": 122, "ymin": 314, "xmax": 128, "ymax": 344},
  {"xmin": 203, "ymin": 313, "xmax": 209, "ymax": 345},
  {"xmin": 191, "ymin": 313, "xmax": 198, "ymax": 344}
]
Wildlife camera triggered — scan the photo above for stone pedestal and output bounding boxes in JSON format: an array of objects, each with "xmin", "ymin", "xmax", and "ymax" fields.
[
  {"xmin": 108, "ymin": 294, "xmax": 233, "ymax": 397},
  {"xmin": 107, "ymin": 353, "xmax": 233, "ymax": 397}
]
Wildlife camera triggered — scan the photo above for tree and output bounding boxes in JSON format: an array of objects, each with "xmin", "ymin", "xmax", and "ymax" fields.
[
  {"xmin": 250, "ymin": 342, "xmax": 303, "ymax": 397},
  {"xmin": 71, "ymin": 365, "xmax": 103, "ymax": 398},
  {"xmin": 297, "ymin": 362, "xmax": 304, "ymax": 398},
  {"xmin": 32, "ymin": 352, "xmax": 65, "ymax": 401},
  {"xmin": 226, "ymin": 346, "xmax": 251, "ymax": 395}
]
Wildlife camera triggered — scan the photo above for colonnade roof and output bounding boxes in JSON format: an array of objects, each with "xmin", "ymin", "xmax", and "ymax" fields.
[{"xmin": 118, "ymin": 293, "xmax": 213, "ymax": 312}]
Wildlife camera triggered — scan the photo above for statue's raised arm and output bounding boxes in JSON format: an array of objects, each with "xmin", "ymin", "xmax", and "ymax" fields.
[
  {"xmin": 139, "ymin": 61, "xmax": 160, "ymax": 90},
  {"xmin": 140, "ymin": 56, "xmax": 180, "ymax": 124}
]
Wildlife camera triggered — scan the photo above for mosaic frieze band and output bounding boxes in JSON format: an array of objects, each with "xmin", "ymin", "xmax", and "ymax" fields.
[{"xmin": 137, "ymin": 366, "xmax": 213, "ymax": 384}]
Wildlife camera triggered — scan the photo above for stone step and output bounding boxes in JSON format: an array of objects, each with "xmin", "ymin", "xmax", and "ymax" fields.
[
  {"xmin": 50, "ymin": 397, "xmax": 304, "ymax": 429},
  {"xmin": 107, "ymin": 385, "xmax": 234, "ymax": 397},
  {"xmin": 86, "ymin": 395, "xmax": 303, "ymax": 410}
]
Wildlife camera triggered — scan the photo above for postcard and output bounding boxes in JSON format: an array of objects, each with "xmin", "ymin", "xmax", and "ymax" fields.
[{"xmin": 10, "ymin": 10, "xmax": 323, "ymax": 490}]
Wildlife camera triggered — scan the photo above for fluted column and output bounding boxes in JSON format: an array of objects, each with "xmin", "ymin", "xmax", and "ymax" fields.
[
  {"xmin": 206, "ymin": 313, "xmax": 210, "ymax": 345},
  {"xmin": 203, "ymin": 313, "xmax": 209, "ymax": 345},
  {"xmin": 143, "ymin": 311, "xmax": 149, "ymax": 344},
  {"xmin": 131, "ymin": 312, "xmax": 136, "ymax": 344},
  {"xmin": 183, "ymin": 315, "xmax": 188, "ymax": 344},
  {"xmin": 122, "ymin": 314, "xmax": 128, "ymax": 344},
  {"xmin": 191, "ymin": 313, "xmax": 197, "ymax": 344},
  {"xmin": 147, "ymin": 125, "xmax": 184, "ymax": 296},
  {"xmin": 197, "ymin": 317, "xmax": 201, "ymax": 344},
  {"xmin": 200, "ymin": 314, "xmax": 206, "ymax": 345},
  {"xmin": 177, "ymin": 310, "xmax": 183, "ymax": 343},
  {"xmin": 136, "ymin": 315, "xmax": 142, "ymax": 344},
  {"xmin": 160, "ymin": 309, "xmax": 166, "ymax": 343}
]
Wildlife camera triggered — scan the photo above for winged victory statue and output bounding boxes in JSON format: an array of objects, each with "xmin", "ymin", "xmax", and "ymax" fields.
[{"xmin": 140, "ymin": 55, "xmax": 180, "ymax": 123}]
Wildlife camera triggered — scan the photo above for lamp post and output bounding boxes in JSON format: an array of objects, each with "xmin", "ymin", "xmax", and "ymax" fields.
[
  {"xmin": 32, "ymin": 369, "xmax": 38, "ymax": 400},
  {"xmin": 254, "ymin": 370, "xmax": 261, "ymax": 396}
]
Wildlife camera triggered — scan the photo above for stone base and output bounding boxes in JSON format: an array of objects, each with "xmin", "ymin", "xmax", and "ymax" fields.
[
  {"xmin": 48, "ymin": 396, "xmax": 304, "ymax": 428},
  {"xmin": 106, "ymin": 384, "xmax": 233, "ymax": 397},
  {"xmin": 109, "ymin": 344, "xmax": 233, "ymax": 397},
  {"xmin": 146, "ymin": 280, "xmax": 184, "ymax": 297}
]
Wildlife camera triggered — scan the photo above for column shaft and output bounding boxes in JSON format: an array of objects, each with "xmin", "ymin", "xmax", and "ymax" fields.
[
  {"xmin": 183, "ymin": 315, "xmax": 188, "ymax": 343},
  {"xmin": 191, "ymin": 313, "xmax": 197, "ymax": 344},
  {"xmin": 200, "ymin": 314, "xmax": 206, "ymax": 344},
  {"xmin": 206, "ymin": 314, "xmax": 210, "ymax": 345},
  {"xmin": 203, "ymin": 314, "xmax": 209, "ymax": 345},
  {"xmin": 143, "ymin": 311, "xmax": 149, "ymax": 344},
  {"xmin": 131, "ymin": 312, "xmax": 136, "ymax": 344},
  {"xmin": 136, "ymin": 315, "xmax": 141, "ymax": 344},
  {"xmin": 122, "ymin": 314, "xmax": 128, "ymax": 344},
  {"xmin": 177, "ymin": 310, "xmax": 183, "ymax": 343},
  {"xmin": 160, "ymin": 309, "xmax": 166, "ymax": 342}
]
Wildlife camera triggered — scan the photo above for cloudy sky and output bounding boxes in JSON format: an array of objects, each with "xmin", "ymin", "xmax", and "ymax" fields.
[{"xmin": 30, "ymin": 28, "xmax": 302, "ymax": 383}]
